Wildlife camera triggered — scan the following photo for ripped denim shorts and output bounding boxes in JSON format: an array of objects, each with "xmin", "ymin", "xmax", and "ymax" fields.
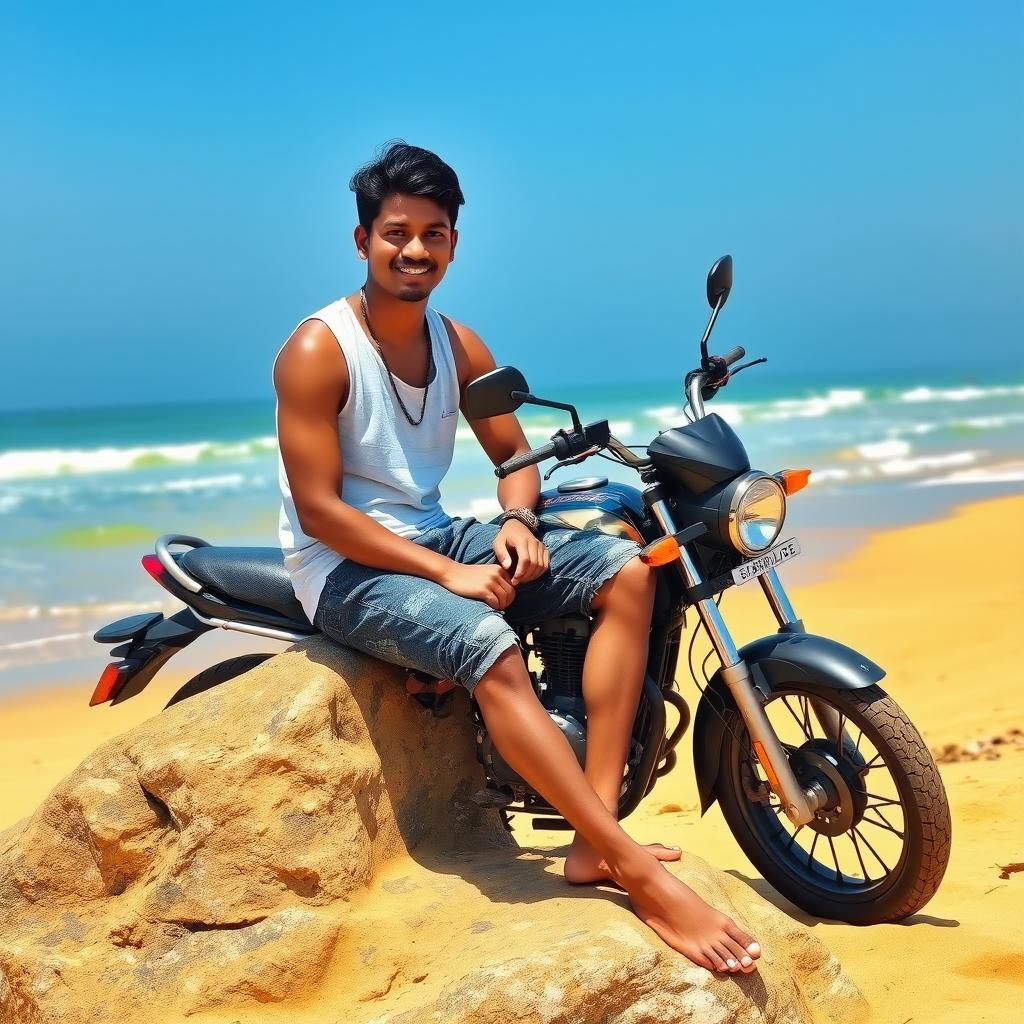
[{"xmin": 312, "ymin": 515, "xmax": 641, "ymax": 695}]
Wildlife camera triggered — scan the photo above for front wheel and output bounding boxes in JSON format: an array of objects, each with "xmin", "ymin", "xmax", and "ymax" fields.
[{"xmin": 717, "ymin": 683, "xmax": 951, "ymax": 924}]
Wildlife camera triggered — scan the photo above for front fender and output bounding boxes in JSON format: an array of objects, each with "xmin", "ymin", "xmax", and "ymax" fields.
[{"xmin": 692, "ymin": 632, "xmax": 885, "ymax": 815}]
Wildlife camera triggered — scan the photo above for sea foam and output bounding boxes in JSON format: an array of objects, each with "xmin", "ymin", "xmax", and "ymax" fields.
[{"xmin": 0, "ymin": 437, "xmax": 278, "ymax": 481}]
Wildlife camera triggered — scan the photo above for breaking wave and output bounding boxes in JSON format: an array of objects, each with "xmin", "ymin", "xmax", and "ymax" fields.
[{"xmin": 0, "ymin": 437, "xmax": 278, "ymax": 482}]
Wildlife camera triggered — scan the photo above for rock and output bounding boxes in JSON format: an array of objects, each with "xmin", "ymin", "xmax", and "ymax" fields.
[{"xmin": 0, "ymin": 639, "xmax": 866, "ymax": 1023}]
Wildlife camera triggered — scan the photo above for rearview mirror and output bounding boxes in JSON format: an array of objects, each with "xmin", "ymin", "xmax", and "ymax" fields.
[
  {"xmin": 464, "ymin": 365, "xmax": 530, "ymax": 419},
  {"xmin": 706, "ymin": 255, "xmax": 733, "ymax": 309}
]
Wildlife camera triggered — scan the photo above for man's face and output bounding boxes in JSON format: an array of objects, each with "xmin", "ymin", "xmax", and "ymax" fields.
[{"xmin": 355, "ymin": 193, "xmax": 458, "ymax": 302}]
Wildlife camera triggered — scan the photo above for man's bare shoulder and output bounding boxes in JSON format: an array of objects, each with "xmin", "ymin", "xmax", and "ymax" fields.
[
  {"xmin": 273, "ymin": 319, "xmax": 348, "ymax": 409},
  {"xmin": 440, "ymin": 316, "xmax": 497, "ymax": 391}
]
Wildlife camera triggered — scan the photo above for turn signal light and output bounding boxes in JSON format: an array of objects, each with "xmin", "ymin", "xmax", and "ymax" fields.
[
  {"xmin": 90, "ymin": 662, "xmax": 128, "ymax": 706},
  {"xmin": 776, "ymin": 468, "xmax": 812, "ymax": 495},
  {"xmin": 639, "ymin": 536, "xmax": 681, "ymax": 567}
]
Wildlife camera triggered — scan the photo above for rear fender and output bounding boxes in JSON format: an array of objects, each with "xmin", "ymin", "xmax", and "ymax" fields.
[
  {"xmin": 91, "ymin": 608, "xmax": 212, "ymax": 705},
  {"xmin": 692, "ymin": 632, "xmax": 885, "ymax": 814}
]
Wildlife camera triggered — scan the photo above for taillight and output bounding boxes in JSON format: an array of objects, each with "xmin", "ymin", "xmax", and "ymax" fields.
[
  {"xmin": 90, "ymin": 662, "xmax": 129, "ymax": 706},
  {"xmin": 141, "ymin": 554, "xmax": 165, "ymax": 582}
]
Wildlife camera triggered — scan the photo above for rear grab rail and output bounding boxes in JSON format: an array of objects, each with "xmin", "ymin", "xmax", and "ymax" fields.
[{"xmin": 155, "ymin": 534, "xmax": 211, "ymax": 594}]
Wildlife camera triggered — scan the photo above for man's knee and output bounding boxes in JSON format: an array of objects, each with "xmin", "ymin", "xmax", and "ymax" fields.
[
  {"xmin": 473, "ymin": 642, "xmax": 531, "ymax": 699},
  {"xmin": 448, "ymin": 615, "xmax": 522, "ymax": 692},
  {"xmin": 591, "ymin": 553, "xmax": 654, "ymax": 611}
]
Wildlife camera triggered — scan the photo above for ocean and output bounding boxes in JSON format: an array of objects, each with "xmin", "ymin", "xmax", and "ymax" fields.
[{"xmin": 2, "ymin": 369, "xmax": 1022, "ymax": 694}]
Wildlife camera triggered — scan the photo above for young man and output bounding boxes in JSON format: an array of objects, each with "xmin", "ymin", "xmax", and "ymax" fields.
[{"xmin": 273, "ymin": 142, "xmax": 760, "ymax": 975}]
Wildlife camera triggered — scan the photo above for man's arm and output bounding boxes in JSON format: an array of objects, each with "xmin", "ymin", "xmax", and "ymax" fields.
[
  {"xmin": 446, "ymin": 318, "xmax": 541, "ymax": 510},
  {"xmin": 446, "ymin": 318, "xmax": 549, "ymax": 585},
  {"xmin": 274, "ymin": 320, "xmax": 453, "ymax": 580}
]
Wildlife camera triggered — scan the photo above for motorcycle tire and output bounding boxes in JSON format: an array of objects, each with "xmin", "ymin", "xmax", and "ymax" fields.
[
  {"xmin": 164, "ymin": 653, "xmax": 275, "ymax": 709},
  {"xmin": 716, "ymin": 682, "xmax": 951, "ymax": 924}
]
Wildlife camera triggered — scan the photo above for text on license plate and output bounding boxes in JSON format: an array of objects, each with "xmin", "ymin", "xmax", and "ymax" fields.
[{"xmin": 731, "ymin": 538, "xmax": 801, "ymax": 585}]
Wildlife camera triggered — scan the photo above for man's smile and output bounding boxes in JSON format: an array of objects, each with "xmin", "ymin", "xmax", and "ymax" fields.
[{"xmin": 394, "ymin": 264, "xmax": 434, "ymax": 276}]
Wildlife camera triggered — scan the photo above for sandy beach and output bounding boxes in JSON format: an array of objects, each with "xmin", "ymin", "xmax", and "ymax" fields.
[{"xmin": 2, "ymin": 494, "xmax": 1022, "ymax": 1023}]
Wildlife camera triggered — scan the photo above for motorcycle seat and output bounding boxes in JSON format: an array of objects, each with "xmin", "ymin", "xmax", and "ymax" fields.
[{"xmin": 176, "ymin": 546, "xmax": 311, "ymax": 627}]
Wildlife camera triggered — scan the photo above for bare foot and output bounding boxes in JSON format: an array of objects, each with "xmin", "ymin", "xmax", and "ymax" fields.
[
  {"xmin": 613, "ymin": 853, "xmax": 762, "ymax": 975},
  {"xmin": 564, "ymin": 834, "xmax": 681, "ymax": 885}
]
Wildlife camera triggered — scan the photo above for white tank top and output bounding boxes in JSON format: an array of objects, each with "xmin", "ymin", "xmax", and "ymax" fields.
[{"xmin": 274, "ymin": 297, "xmax": 460, "ymax": 622}]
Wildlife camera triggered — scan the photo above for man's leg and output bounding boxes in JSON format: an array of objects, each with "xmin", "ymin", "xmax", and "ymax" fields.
[
  {"xmin": 562, "ymin": 556, "xmax": 682, "ymax": 882},
  {"xmin": 473, "ymin": 645, "xmax": 761, "ymax": 974}
]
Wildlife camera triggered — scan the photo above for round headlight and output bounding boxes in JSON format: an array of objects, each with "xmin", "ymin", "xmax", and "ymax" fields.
[{"xmin": 728, "ymin": 474, "xmax": 786, "ymax": 555}]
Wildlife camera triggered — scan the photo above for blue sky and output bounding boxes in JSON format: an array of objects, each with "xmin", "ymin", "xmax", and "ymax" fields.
[{"xmin": 1, "ymin": 2, "xmax": 1021, "ymax": 410}]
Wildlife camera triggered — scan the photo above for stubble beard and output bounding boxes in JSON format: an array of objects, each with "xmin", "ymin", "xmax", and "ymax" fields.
[{"xmin": 395, "ymin": 283, "xmax": 431, "ymax": 302}]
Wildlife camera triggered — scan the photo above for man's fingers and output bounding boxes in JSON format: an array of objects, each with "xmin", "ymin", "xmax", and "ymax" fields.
[
  {"xmin": 508, "ymin": 540, "xmax": 549, "ymax": 585},
  {"xmin": 492, "ymin": 537, "xmax": 512, "ymax": 570},
  {"xmin": 511, "ymin": 548, "xmax": 537, "ymax": 585},
  {"xmin": 492, "ymin": 573, "xmax": 515, "ymax": 606}
]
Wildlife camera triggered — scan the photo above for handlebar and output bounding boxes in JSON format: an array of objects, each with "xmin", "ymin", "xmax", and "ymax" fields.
[
  {"xmin": 495, "ymin": 440, "xmax": 560, "ymax": 479},
  {"xmin": 495, "ymin": 345, "xmax": 753, "ymax": 478},
  {"xmin": 685, "ymin": 345, "xmax": 749, "ymax": 421}
]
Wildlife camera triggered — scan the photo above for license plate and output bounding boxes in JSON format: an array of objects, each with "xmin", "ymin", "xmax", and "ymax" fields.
[{"xmin": 731, "ymin": 538, "xmax": 801, "ymax": 585}]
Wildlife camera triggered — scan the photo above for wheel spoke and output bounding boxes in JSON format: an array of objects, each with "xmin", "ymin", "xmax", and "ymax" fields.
[
  {"xmin": 807, "ymin": 830, "xmax": 820, "ymax": 867},
  {"xmin": 786, "ymin": 825, "xmax": 805, "ymax": 850},
  {"xmin": 871, "ymin": 804, "xmax": 900, "ymax": 829},
  {"xmin": 827, "ymin": 834, "xmax": 843, "ymax": 882},
  {"xmin": 800, "ymin": 696, "xmax": 814, "ymax": 741},
  {"xmin": 863, "ymin": 792, "xmax": 902, "ymax": 808},
  {"xmin": 849, "ymin": 828, "xmax": 871, "ymax": 881},
  {"xmin": 856, "ymin": 751, "xmax": 884, "ymax": 775},
  {"xmin": 780, "ymin": 696, "xmax": 812, "ymax": 740},
  {"xmin": 862, "ymin": 809, "xmax": 905, "ymax": 839},
  {"xmin": 854, "ymin": 727, "xmax": 864, "ymax": 755},
  {"xmin": 853, "ymin": 824, "xmax": 892, "ymax": 876}
]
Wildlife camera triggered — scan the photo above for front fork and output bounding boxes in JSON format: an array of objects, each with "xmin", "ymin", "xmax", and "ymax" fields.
[{"xmin": 649, "ymin": 499, "xmax": 830, "ymax": 827}]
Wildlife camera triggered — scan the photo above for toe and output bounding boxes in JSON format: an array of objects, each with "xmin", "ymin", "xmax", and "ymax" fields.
[
  {"xmin": 722, "ymin": 935, "xmax": 750, "ymax": 964},
  {"xmin": 692, "ymin": 950, "xmax": 717, "ymax": 972},
  {"xmin": 704, "ymin": 946, "xmax": 730, "ymax": 973},
  {"xmin": 648, "ymin": 843, "xmax": 682, "ymax": 862},
  {"xmin": 713, "ymin": 941, "xmax": 741, "ymax": 972},
  {"xmin": 725, "ymin": 920, "xmax": 760, "ymax": 957}
]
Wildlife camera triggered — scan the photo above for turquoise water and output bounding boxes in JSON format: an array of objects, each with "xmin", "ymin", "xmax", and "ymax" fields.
[{"xmin": 2, "ymin": 367, "xmax": 1022, "ymax": 692}]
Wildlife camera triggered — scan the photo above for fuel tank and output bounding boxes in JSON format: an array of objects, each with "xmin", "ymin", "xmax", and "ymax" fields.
[{"xmin": 535, "ymin": 478, "xmax": 659, "ymax": 544}]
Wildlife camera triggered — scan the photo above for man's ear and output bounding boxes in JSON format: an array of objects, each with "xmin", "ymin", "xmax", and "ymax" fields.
[
  {"xmin": 449, "ymin": 228, "xmax": 458, "ymax": 263},
  {"xmin": 354, "ymin": 224, "xmax": 369, "ymax": 260}
]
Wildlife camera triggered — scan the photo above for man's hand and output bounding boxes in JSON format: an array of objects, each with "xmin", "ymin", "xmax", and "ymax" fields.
[
  {"xmin": 493, "ymin": 520, "xmax": 550, "ymax": 586},
  {"xmin": 438, "ymin": 562, "xmax": 517, "ymax": 611}
]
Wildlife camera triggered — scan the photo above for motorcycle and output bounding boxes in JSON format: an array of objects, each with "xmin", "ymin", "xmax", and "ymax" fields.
[{"xmin": 90, "ymin": 255, "xmax": 951, "ymax": 924}]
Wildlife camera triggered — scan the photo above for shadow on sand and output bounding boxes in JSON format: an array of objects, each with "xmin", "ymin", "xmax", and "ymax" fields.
[{"xmin": 724, "ymin": 869, "xmax": 959, "ymax": 929}]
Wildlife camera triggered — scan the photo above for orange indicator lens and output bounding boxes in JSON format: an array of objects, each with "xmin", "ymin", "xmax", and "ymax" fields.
[
  {"xmin": 639, "ymin": 536, "xmax": 681, "ymax": 566},
  {"xmin": 777, "ymin": 468, "xmax": 812, "ymax": 495}
]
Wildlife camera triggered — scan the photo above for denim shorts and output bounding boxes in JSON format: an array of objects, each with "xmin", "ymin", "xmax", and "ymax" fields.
[{"xmin": 312, "ymin": 516, "xmax": 641, "ymax": 696}]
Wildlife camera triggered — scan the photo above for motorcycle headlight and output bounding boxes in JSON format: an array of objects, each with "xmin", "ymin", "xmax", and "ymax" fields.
[{"xmin": 727, "ymin": 473, "xmax": 786, "ymax": 556}]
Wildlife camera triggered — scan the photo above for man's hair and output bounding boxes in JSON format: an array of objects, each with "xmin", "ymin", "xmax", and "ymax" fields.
[{"xmin": 349, "ymin": 141, "xmax": 465, "ymax": 231}]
